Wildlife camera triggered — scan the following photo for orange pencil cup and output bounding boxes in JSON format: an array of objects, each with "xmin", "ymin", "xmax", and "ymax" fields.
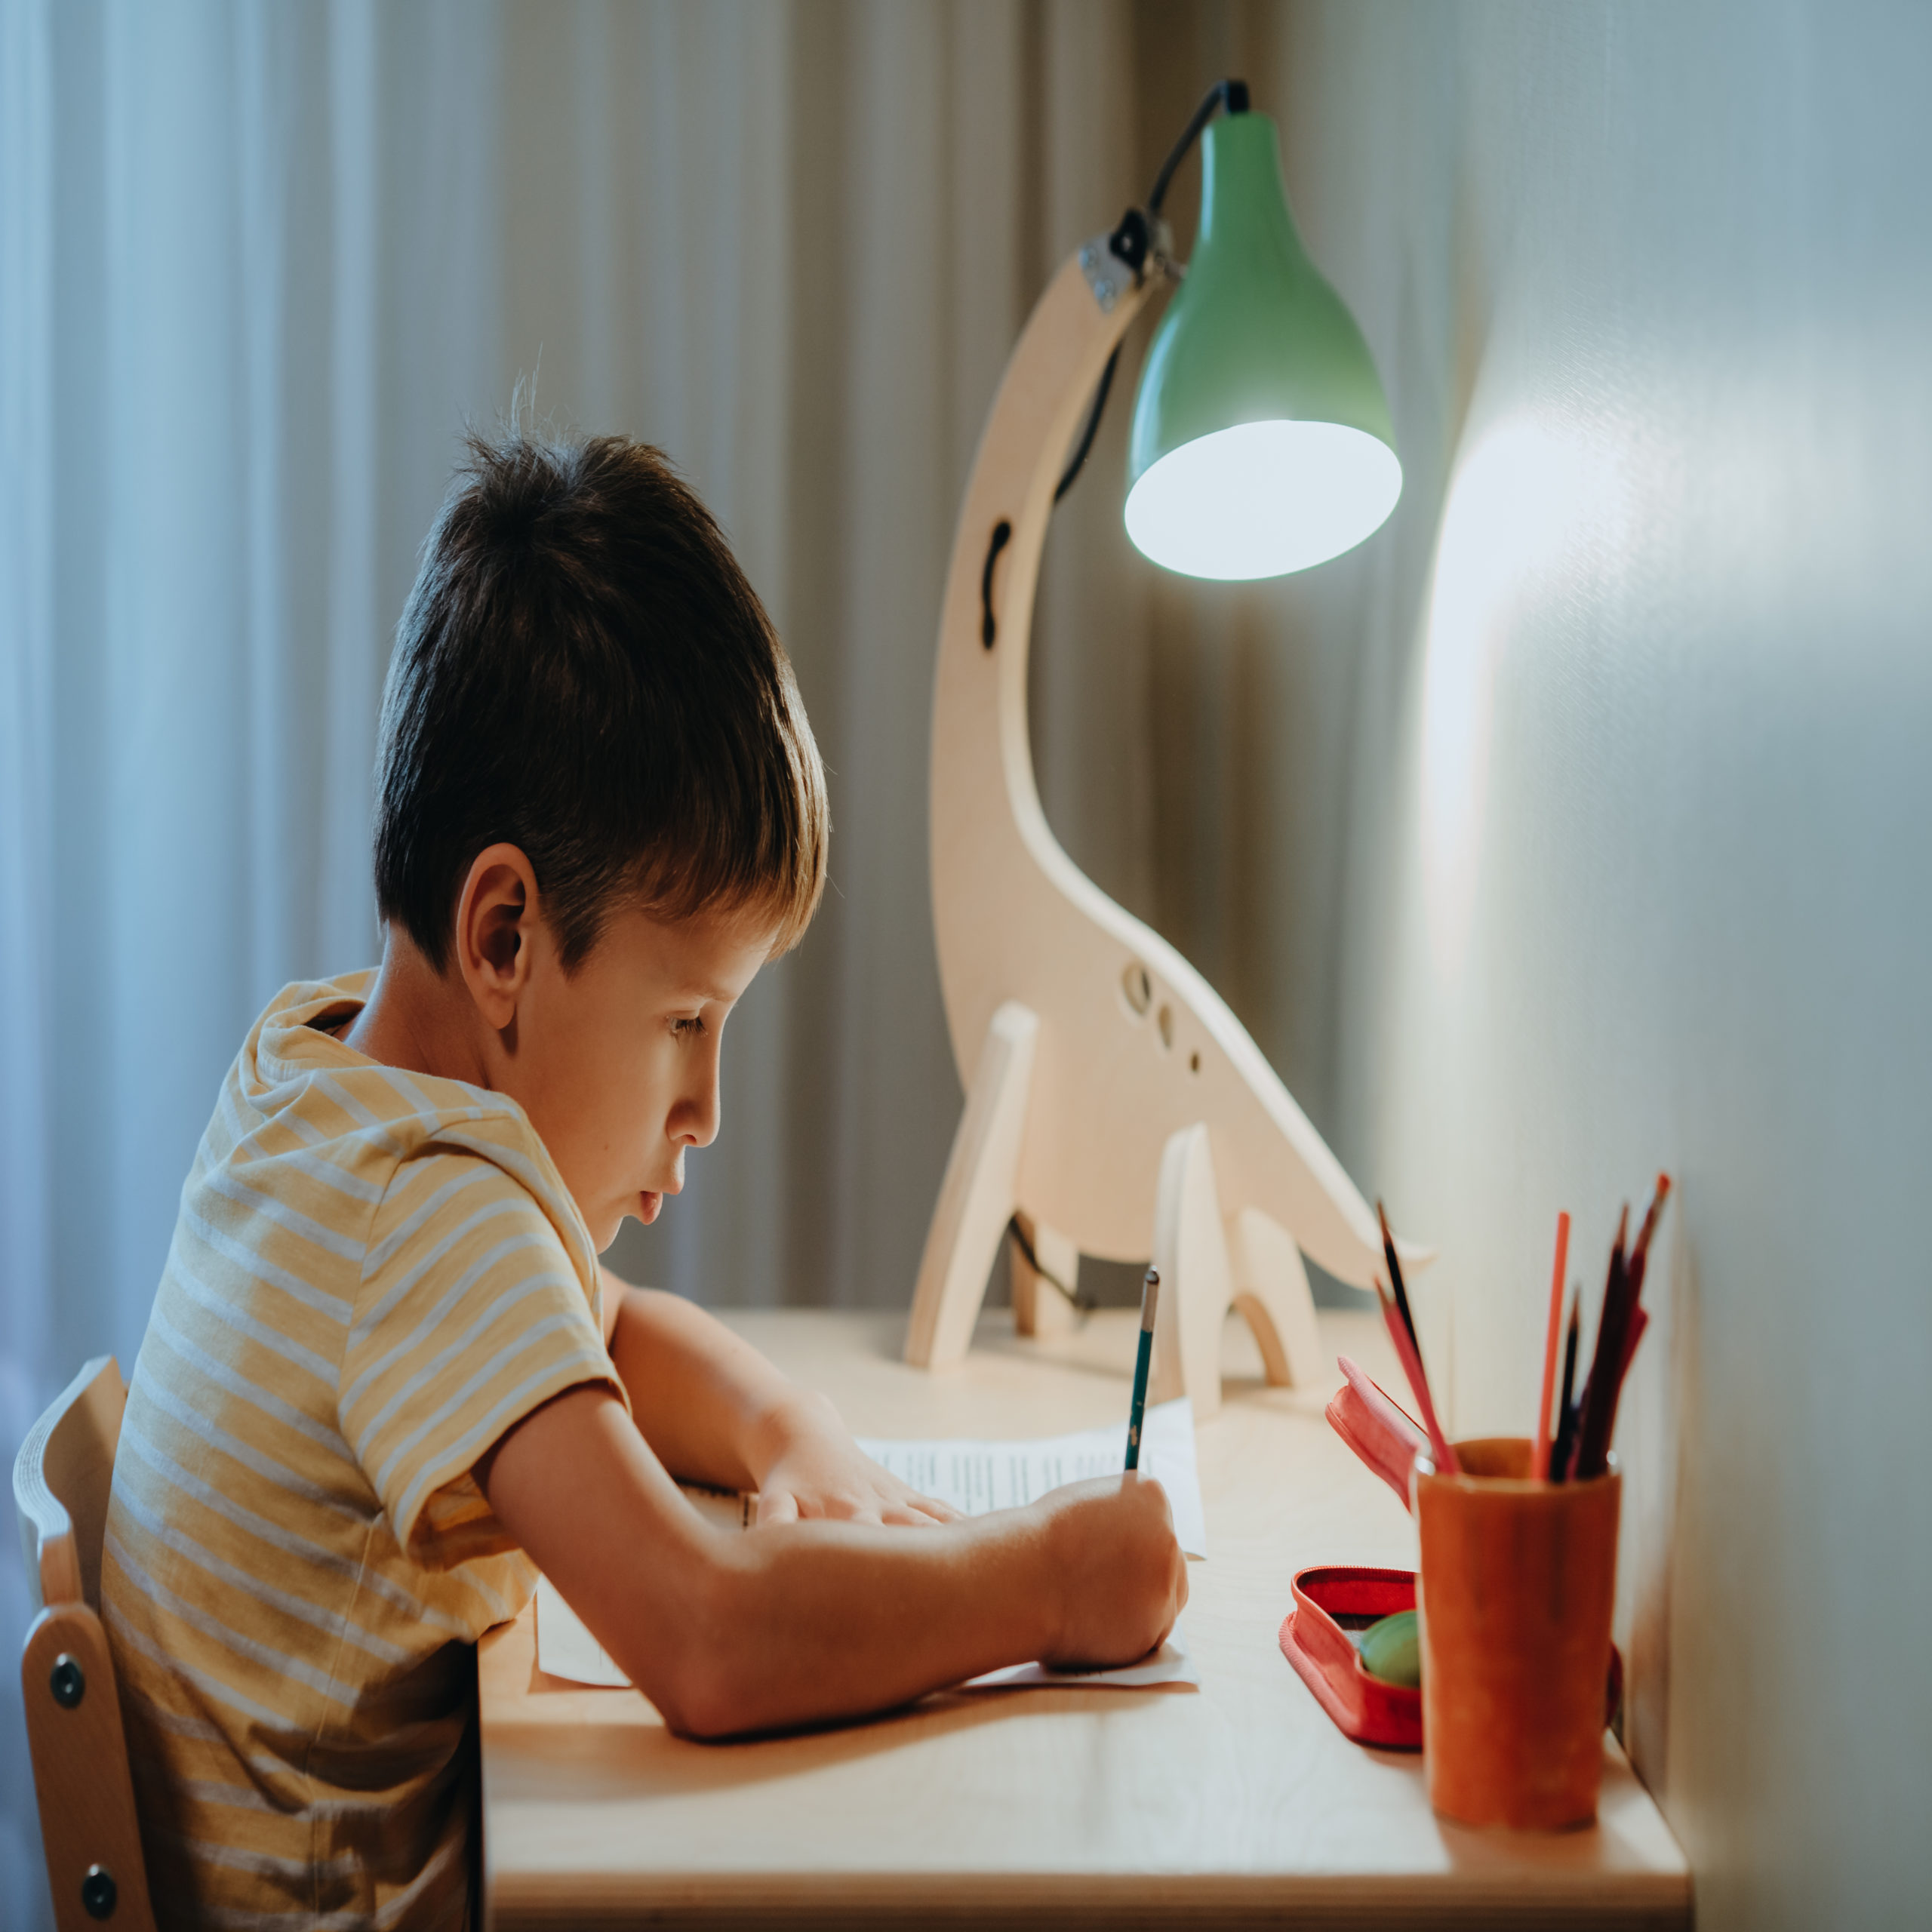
[{"xmin": 1414, "ymin": 1437, "xmax": 1620, "ymax": 1831}]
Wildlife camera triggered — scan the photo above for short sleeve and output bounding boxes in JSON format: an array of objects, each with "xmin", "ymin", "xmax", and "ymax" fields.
[{"xmin": 342, "ymin": 1151, "xmax": 625, "ymax": 1561}]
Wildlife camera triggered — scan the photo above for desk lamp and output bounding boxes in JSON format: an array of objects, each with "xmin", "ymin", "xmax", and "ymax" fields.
[{"xmin": 904, "ymin": 82, "xmax": 1420, "ymax": 1413}]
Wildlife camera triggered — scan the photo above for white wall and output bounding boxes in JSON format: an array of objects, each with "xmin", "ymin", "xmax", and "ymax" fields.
[{"xmin": 1266, "ymin": 3, "xmax": 1931, "ymax": 1922}]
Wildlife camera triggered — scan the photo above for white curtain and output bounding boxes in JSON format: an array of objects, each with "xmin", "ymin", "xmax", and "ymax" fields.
[{"xmin": 2, "ymin": 4, "xmax": 1342, "ymax": 1915}]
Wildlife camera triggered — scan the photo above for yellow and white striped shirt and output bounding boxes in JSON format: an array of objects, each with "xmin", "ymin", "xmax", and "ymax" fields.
[{"xmin": 103, "ymin": 972, "xmax": 623, "ymax": 1929}]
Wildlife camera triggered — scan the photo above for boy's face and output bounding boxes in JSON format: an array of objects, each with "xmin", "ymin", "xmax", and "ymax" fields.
[{"xmin": 506, "ymin": 900, "xmax": 776, "ymax": 1253}]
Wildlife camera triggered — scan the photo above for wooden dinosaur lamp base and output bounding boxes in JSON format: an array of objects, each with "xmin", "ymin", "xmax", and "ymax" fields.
[
  {"xmin": 902, "ymin": 228, "xmax": 1421, "ymax": 1416},
  {"xmin": 901, "ymin": 1004, "xmax": 1324, "ymax": 1420}
]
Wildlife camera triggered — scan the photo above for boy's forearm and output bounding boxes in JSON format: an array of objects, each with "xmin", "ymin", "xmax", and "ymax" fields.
[
  {"xmin": 646, "ymin": 1510, "xmax": 1060, "ymax": 1738},
  {"xmin": 481, "ymin": 1384, "xmax": 1062, "ymax": 1737},
  {"xmin": 604, "ymin": 1281, "xmax": 825, "ymax": 1492}
]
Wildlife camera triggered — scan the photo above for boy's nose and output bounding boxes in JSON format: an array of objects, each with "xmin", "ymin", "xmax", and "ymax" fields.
[{"xmin": 682, "ymin": 1066, "xmax": 722, "ymax": 1148}]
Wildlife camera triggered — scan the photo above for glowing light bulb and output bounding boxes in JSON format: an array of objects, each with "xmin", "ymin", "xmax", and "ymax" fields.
[{"xmin": 1124, "ymin": 420, "xmax": 1403, "ymax": 580}]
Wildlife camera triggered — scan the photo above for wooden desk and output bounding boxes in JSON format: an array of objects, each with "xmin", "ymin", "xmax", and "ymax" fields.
[{"xmin": 479, "ymin": 1309, "xmax": 1690, "ymax": 1929}]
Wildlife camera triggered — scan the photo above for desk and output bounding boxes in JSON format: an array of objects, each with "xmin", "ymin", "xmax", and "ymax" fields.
[{"xmin": 479, "ymin": 1309, "xmax": 1690, "ymax": 1929}]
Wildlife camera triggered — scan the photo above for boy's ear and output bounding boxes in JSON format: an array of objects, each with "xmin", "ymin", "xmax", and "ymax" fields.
[{"xmin": 454, "ymin": 843, "xmax": 541, "ymax": 1033}]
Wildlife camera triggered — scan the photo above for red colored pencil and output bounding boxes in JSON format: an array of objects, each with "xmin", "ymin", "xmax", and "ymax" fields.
[
  {"xmin": 1374, "ymin": 1275, "xmax": 1460, "ymax": 1475},
  {"xmin": 1617, "ymin": 1305, "xmax": 1650, "ymax": 1383},
  {"xmin": 1532, "ymin": 1211, "xmax": 1571, "ymax": 1481}
]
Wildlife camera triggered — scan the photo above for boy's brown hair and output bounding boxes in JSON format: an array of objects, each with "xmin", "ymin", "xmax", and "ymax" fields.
[{"xmin": 374, "ymin": 432, "xmax": 827, "ymax": 970}]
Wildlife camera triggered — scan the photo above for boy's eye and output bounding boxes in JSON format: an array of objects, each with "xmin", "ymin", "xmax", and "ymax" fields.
[{"xmin": 669, "ymin": 1015, "xmax": 707, "ymax": 1041}]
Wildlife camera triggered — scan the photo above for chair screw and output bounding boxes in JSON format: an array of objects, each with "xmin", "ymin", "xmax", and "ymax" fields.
[
  {"xmin": 82, "ymin": 1863, "xmax": 118, "ymax": 1918},
  {"xmin": 50, "ymin": 1654, "xmax": 85, "ymax": 1709}
]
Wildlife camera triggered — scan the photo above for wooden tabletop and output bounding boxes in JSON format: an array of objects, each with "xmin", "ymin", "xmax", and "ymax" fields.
[{"xmin": 478, "ymin": 1309, "xmax": 1690, "ymax": 1930}]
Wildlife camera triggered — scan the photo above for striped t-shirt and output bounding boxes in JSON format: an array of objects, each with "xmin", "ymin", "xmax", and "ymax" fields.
[{"xmin": 103, "ymin": 972, "xmax": 625, "ymax": 1930}]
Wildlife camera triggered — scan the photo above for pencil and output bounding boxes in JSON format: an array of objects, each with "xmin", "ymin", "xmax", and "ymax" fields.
[
  {"xmin": 1374, "ymin": 1275, "xmax": 1460, "ymax": 1475},
  {"xmin": 1573, "ymin": 1205, "xmax": 1631, "ymax": 1481},
  {"xmin": 1377, "ymin": 1201, "xmax": 1420, "ymax": 1355},
  {"xmin": 1551, "ymin": 1291, "xmax": 1582, "ymax": 1480},
  {"xmin": 1532, "ymin": 1211, "xmax": 1571, "ymax": 1481},
  {"xmin": 1581, "ymin": 1175, "xmax": 1671, "ymax": 1478},
  {"xmin": 1124, "ymin": 1267, "xmax": 1159, "ymax": 1472}
]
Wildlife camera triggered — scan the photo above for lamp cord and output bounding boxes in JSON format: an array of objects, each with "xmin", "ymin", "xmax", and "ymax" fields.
[
  {"xmin": 1051, "ymin": 345, "xmax": 1121, "ymax": 505},
  {"xmin": 1048, "ymin": 76, "xmax": 1249, "ymax": 510},
  {"xmin": 1148, "ymin": 76, "xmax": 1249, "ymax": 218},
  {"xmin": 1007, "ymin": 1214, "xmax": 1094, "ymax": 1313}
]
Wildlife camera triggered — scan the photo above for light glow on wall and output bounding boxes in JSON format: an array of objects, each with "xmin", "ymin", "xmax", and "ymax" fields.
[{"xmin": 1418, "ymin": 415, "xmax": 1624, "ymax": 970}]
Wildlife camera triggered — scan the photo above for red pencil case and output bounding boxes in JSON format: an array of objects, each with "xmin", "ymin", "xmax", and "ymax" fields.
[
  {"xmin": 1281, "ymin": 1358, "xmax": 1622, "ymax": 1750},
  {"xmin": 1279, "ymin": 1565, "xmax": 1423, "ymax": 1750}
]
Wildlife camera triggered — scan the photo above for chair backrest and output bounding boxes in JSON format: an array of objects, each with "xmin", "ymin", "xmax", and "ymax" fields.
[{"xmin": 14, "ymin": 1357, "xmax": 157, "ymax": 1932}]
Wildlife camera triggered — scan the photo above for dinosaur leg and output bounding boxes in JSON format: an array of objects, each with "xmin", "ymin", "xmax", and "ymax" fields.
[
  {"xmin": 1011, "ymin": 1212, "xmax": 1078, "ymax": 1339},
  {"xmin": 1226, "ymin": 1205, "xmax": 1325, "ymax": 1388},
  {"xmin": 1149, "ymin": 1121, "xmax": 1235, "ymax": 1417},
  {"xmin": 904, "ymin": 1001, "xmax": 1039, "ymax": 1367}
]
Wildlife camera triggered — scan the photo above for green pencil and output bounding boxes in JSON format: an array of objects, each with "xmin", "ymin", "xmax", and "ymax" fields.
[{"xmin": 1125, "ymin": 1267, "xmax": 1160, "ymax": 1471}]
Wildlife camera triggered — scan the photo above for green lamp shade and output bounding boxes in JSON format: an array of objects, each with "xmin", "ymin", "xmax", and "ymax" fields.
[{"xmin": 1124, "ymin": 112, "xmax": 1401, "ymax": 580}]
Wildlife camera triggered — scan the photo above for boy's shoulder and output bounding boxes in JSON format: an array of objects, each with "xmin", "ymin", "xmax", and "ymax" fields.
[
  {"xmin": 226, "ymin": 971, "xmax": 595, "ymax": 1275},
  {"xmin": 172, "ymin": 971, "xmax": 623, "ymax": 1554}
]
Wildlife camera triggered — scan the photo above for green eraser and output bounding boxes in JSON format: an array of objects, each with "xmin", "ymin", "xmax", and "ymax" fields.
[{"xmin": 1360, "ymin": 1610, "xmax": 1421, "ymax": 1689}]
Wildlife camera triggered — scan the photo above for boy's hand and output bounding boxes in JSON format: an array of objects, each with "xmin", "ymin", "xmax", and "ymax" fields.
[
  {"xmin": 752, "ymin": 1391, "xmax": 960, "ymax": 1528},
  {"xmin": 1035, "ymin": 1473, "xmax": 1189, "ymax": 1672}
]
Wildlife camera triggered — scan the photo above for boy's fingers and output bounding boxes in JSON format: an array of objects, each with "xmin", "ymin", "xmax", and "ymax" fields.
[
  {"xmin": 756, "ymin": 1490, "xmax": 800, "ymax": 1527},
  {"xmin": 879, "ymin": 1503, "xmax": 944, "ymax": 1527},
  {"xmin": 890, "ymin": 1486, "xmax": 959, "ymax": 1522}
]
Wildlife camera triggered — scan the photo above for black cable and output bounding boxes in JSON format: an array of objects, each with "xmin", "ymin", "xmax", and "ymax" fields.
[
  {"xmin": 1007, "ymin": 1214, "xmax": 1093, "ymax": 1312},
  {"xmin": 1149, "ymin": 77, "xmax": 1248, "ymax": 217},
  {"xmin": 1052, "ymin": 345, "xmax": 1121, "ymax": 504},
  {"xmin": 1050, "ymin": 78, "xmax": 1249, "ymax": 510}
]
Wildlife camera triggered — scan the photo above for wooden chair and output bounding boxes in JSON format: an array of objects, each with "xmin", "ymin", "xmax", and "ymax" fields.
[{"xmin": 14, "ymin": 1356, "xmax": 156, "ymax": 1930}]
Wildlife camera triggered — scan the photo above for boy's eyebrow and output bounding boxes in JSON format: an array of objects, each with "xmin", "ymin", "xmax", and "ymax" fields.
[{"xmin": 672, "ymin": 978, "xmax": 740, "ymax": 1005}]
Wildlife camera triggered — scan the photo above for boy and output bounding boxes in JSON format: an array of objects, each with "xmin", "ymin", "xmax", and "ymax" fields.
[{"xmin": 101, "ymin": 434, "xmax": 1185, "ymax": 1928}]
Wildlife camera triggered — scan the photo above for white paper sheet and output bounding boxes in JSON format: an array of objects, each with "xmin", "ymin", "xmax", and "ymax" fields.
[
  {"xmin": 854, "ymin": 1397, "xmax": 1206, "ymax": 1561},
  {"xmin": 537, "ymin": 1573, "xmax": 630, "ymax": 1687},
  {"xmin": 534, "ymin": 1404, "xmax": 1205, "ymax": 1693}
]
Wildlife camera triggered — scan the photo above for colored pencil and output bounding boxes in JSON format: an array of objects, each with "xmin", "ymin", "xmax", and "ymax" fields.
[
  {"xmin": 1572, "ymin": 1206, "xmax": 1631, "ymax": 1480},
  {"xmin": 1617, "ymin": 1304, "xmax": 1650, "ymax": 1384},
  {"xmin": 1588, "ymin": 1174, "xmax": 1670, "ymax": 1473},
  {"xmin": 1124, "ymin": 1267, "xmax": 1159, "ymax": 1472},
  {"xmin": 1374, "ymin": 1275, "xmax": 1460, "ymax": 1475},
  {"xmin": 1550, "ymin": 1291, "xmax": 1582, "ymax": 1481},
  {"xmin": 1377, "ymin": 1201, "xmax": 1420, "ymax": 1355},
  {"xmin": 1532, "ymin": 1211, "xmax": 1572, "ymax": 1481},
  {"xmin": 1625, "ymin": 1174, "xmax": 1672, "ymax": 1307}
]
